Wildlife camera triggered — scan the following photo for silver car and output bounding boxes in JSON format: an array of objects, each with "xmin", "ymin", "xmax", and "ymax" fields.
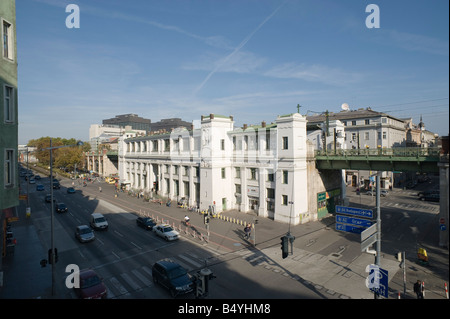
[{"xmin": 75, "ymin": 225, "xmax": 95, "ymax": 243}]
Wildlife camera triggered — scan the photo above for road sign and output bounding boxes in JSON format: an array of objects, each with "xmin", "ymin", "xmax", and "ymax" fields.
[
  {"xmin": 361, "ymin": 223, "xmax": 378, "ymax": 242},
  {"xmin": 440, "ymin": 224, "xmax": 447, "ymax": 231},
  {"xmin": 336, "ymin": 223, "xmax": 365, "ymax": 234},
  {"xmin": 361, "ymin": 233, "xmax": 377, "ymax": 251},
  {"xmin": 336, "ymin": 206, "xmax": 373, "ymax": 219},
  {"xmin": 336, "ymin": 215, "xmax": 373, "ymax": 228},
  {"xmin": 366, "ymin": 265, "xmax": 388, "ymax": 298},
  {"xmin": 440, "ymin": 218, "xmax": 445, "ymax": 224}
]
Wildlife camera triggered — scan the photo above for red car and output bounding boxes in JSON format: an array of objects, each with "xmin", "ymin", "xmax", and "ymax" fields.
[{"xmin": 74, "ymin": 269, "xmax": 107, "ymax": 299}]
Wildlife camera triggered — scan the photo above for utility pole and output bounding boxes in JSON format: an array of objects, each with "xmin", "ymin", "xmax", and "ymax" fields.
[{"xmin": 374, "ymin": 171, "xmax": 382, "ymax": 299}]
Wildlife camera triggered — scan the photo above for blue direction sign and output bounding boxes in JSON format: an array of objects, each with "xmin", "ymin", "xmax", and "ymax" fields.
[
  {"xmin": 336, "ymin": 206, "xmax": 373, "ymax": 219},
  {"xmin": 366, "ymin": 265, "xmax": 389, "ymax": 298},
  {"xmin": 336, "ymin": 215, "xmax": 373, "ymax": 228},
  {"xmin": 336, "ymin": 223, "xmax": 365, "ymax": 234}
]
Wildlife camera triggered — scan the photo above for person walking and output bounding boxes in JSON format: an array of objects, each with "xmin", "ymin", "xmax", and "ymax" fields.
[
  {"xmin": 414, "ymin": 280, "xmax": 424, "ymax": 299},
  {"xmin": 244, "ymin": 223, "xmax": 251, "ymax": 240}
]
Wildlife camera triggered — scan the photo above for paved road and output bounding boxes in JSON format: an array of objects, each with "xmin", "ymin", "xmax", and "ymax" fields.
[{"xmin": 1, "ymin": 173, "xmax": 448, "ymax": 302}]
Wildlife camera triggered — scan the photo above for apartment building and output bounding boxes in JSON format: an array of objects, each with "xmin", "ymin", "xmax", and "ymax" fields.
[
  {"xmin": 118, "ymin": 113, "xmax": 342, "ymax": 225},
  {"xmin": 306, "ymin": 108, "xmax": 438, "ymax": 188},
  {"xmin": 1, "ymin": 0, "xmax": 19, "ymax": 260}
]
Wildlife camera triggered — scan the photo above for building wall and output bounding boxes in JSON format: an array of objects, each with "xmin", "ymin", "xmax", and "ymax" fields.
[
  {"xmin": 1, "ymin": 0, "xmax": 19, "ymax": 211},
  {"xmin": 118, "ymin": 113, "xmax": 338, "ymax": 225}
]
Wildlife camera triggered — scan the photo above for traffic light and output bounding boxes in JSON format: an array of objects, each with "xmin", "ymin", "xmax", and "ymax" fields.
[
  {"xmin": 48, "ymin": 248, "xmax": 58, "ymax": 264},
  {"xmin": 281, "ymin": 236, "xmax": 289, "ymax": 259}
]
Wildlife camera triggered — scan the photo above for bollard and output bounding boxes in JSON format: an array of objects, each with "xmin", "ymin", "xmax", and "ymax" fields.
[
  {"xmin": 445, "ymin": 283, "xmax": 449, "ymax": 299},
  {"xmin": 398, "ymin": 292, "xmax": 401, "ymax": 299},
  {"xmin": 422, "ymin": 281, "xmax": 425, "ymax": 298}
]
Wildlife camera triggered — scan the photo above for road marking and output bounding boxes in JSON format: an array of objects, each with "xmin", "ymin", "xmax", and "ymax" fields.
[
  {"xmin": 121, "ymin": 273, "xmax": 141, "ymax": 291},
  {"xmin": 178, "ymin": 253, "xmax": 203, "ymax": 268},
  {"xmin": 114, "ymin": 230, "xmax": 124, "ymax": 237},
  {"xmin": 109, "ymin": 277, "xmax": 129, "ymax": 296},
  {"xmin": 131, "ymin": 269, "xmax": 152, "ymax": 287},
  {"xmin": 111, "ymin": 250, "xmax": 120, "ymax": 259},
  {"xmin": 130, "ymin": 241, "xmax": 142, "ymax": 250}
]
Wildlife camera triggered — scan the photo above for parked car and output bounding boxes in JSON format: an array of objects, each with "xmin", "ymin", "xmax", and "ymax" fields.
[
  {"xmin": 153, "ymin": 224, "xmax": 179, "ymax": 241},
  {"xmin": 152, "ymin": 259, "xmax": 194, "ymax": 297},
  {"xmin": 53, "ymin": 181, "xmax": 60, "ymax": 189},
  {"xmin": 55, "ymin": 202, "xmax": 68, "ymax": 213},
  {"xmin": 67, "ymin": 187, "xmax": 76, "ymax": 194},
  {"xmin": 420, "ymin": 193, "xmax": 440, "ymax": 202},
  {"xmin": 136, "ymin": 217, "xmax": 156, "ymax": 230},
  {"xmin": 73, "ymin": 269, "xmax": 107, "ymax": 299},
  {"xmin": 90, "ymin": 213, "xmax": 108, "ymax": 230},
  {"xmin": 29, "ymin": 178, "xmax": 36, "ymax": 184},
  {"xmin": 75, "ymin": 225, "xmax": 95, "ymax": 243},
  {"xmin": 36, "ymin": 184, "xmax": 45, "ymax": 191},
  {"xmin": 34, "ymin": 175, "xmax": 41, "ymax": 180},
  {"xmin": 365, "ymin": 190, "xmax": 388, "ymax": 197}
]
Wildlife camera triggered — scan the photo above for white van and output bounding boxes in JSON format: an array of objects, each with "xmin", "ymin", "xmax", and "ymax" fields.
[{"xmin": 90, "ymin": 213, "xmax": 109, "ymax": 230}]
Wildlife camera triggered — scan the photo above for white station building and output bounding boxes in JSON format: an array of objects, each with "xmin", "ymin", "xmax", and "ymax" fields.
[{"xmin": 118, "ymin": 113, "xmax": 343, "ymax": 225}]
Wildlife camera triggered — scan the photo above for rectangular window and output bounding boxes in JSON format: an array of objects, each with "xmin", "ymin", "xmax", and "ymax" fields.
[
  {"xmin": 221, "ymin": 139, "xmax": 225, "ymax": 151},
  {"xmin": 352, "ymin": 120, "xmax": 357, "ymax": 126},
  {"xmin": 3, "ymin": 20, "xmax": 13, "ymax": 60},
  {"xmin": 365, "ymin": 119, "xmax": 370, "ymax": 125},
  {"xmin": 249, "ymin": 168, "xmax": 257, "ymax": 180},
  {"xmin": 221, "ymin": 168, "xmax": 226, "ymax": 179},
  {"xmin": 382, "ymin": 132, "xmax": 387, "ymax": 140},
  {"xmin": 4, "ymin": 85, "xmax": 14, "ymax": 123},
  {"xmin": 267, "ymin": 173, "xmax": 274, "ymax": 182},
  {"xmin": 267, "ymin": 188, "xmax": 275, "ymax": 199},
  {"xmin": 266, "ymin": 131, "xmax": 271, "ymax": 150},
  {"xmin": 282, "ymin": 136, "xmax": 288, "ymax": 150},
  {"xmin": 282, "ymin": 170, "xmax": 288, "ymax": 184},
  {"xmin": 364, "ymin": 132, "xmax": 369, "ymax": 140},
  {"xmin": 282, "ymin": 195, "xmax": 288, "ymax": 206},
  {"xmin": 235, "ymin": 167, "xmax": 240, "ymax": 179},
  {"xmin": 5, "ymin": 149, "xmax": 14, "ymax": 186}
]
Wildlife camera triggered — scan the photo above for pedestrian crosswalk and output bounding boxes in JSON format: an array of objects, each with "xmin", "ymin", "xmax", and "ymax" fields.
[
  {"xmin": 99, "ymin": 247, "xmax": 220, "ymax": 299},
  {"xmin": 382, "ymin": 201, "xmax": 439, "ymax": 212}
]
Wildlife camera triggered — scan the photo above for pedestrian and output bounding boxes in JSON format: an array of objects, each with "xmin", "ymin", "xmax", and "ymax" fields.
[
  {"xmin": 414, "ymin": 280, "xmax": 424, "ymax": 299},
  {"xmin": 244, "ymin": 223, "xmax": 251, "ymax": 239},
  {"xmin": 99, "ymin": 186, "xmax": 102, "ymax": 192}
]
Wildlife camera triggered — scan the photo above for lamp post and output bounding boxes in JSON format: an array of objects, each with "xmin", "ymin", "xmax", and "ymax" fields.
[{"xmin": 42, "ymin": 138, "xmax": 83, "ymax": 296}]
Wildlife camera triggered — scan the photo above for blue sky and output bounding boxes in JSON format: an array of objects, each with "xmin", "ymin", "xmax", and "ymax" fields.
[{"xmin": 15, "ymin": 0, "xmax": 449, "ymax": 144}]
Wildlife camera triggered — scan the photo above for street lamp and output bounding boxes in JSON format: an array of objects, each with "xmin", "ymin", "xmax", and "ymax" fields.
[{"xmin": 42, "ymin": 138, "xmax": 83, "ymax": 296}]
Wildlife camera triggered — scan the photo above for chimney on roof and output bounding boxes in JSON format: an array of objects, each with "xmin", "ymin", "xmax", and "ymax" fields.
[
  {"xmin": 261, "ymin": 121, "xmax": 266, "ymax": 127},
  {"xmin": 243, "ymin": 124, "xmax": 247, "ymax": 130},
  {"xmin": 210, "ymin": 113, "xmax": 215, "ymax": 119}
]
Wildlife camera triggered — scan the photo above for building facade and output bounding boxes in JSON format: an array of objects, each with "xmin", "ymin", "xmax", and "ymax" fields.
[
  {"xmin": 1, "ymin": 0, "xmax": 19, "ymax": 263},
  {"xmin": 118, "ymin": 113, "xmax": 342, "ymax": 225}
]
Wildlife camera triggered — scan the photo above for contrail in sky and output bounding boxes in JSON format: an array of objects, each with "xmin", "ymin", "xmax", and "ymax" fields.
[{"xmin": 193, "ymin": 0, "xmax": 289, "ymax": 96}]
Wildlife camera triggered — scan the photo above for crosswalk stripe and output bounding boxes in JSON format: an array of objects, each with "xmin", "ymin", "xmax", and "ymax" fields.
[
  {"xmin": 132, "ymin": 269, "xmax": 152, "ymax": 287},
  {"xmin": 141, "ymin": 265, "xmax": 153, "ymax": 278},
  {"xmin": 121, "ymin": 273, "xmax": 141, "ymax": 291},
  {"xmin": 178, "ymin": 254, "xmax": 204, "ymax": 268},
  {"xmin": 109, "ymin": 276, "xmax": 129, "ymax": 296}
]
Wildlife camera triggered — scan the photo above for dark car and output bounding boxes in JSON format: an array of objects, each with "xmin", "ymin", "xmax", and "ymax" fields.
[
  {"xmin": 73, "ymin": 269, "xmax": 107, "ymax": 299},
  {"xmin": 45, "ymin": 194, "xmax": 53, "ymax": 203},
  {"xmin": 67, "ymin": 187, "xmax": 76, "ymax": 194},
  {"xmin": 136, "ymin": 217, "xmax": 156, "ymax": 230},
  {"xmin": 417, "ymin": 190, "xmax": 439, "ymax": 198},
  {"xmin": 36, "ymin": 184, "xmax": 45, "ymax": 191},
  {"xmin": 53, "ymin": 181, "xmax": 61, "ymax": 189},
  {"xmin": 420, "ymin": 193, "xmax": 440, "ymax": 202},
  {"xmin": 55, "ymin": 202, "xmax": 68, "ymax": 213},
  {"xmin": 75, "ymin": 225, "xmax": 95, "ymax": 243},
  {"xmin": 152, "ymin": 259, "xmax": 194, "ymax": 297}
]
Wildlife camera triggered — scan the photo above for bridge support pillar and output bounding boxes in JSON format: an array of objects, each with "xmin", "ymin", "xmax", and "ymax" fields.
[{"xmin": 438, "ymin": 158, "xmax": 449, "ymax": 248}]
